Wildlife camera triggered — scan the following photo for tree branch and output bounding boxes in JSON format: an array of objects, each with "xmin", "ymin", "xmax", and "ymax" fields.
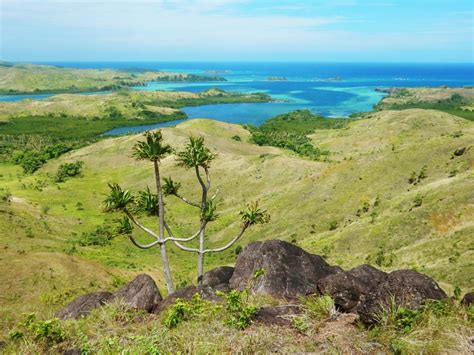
[
  {"xmin": 127, "ymin": 235, "xmax": 161, "ymax": 249},
  {"xmin": 204, "ymin": 224, "xmax": 249, "ymax": 254},
  {"xmin": 174, "ymin": 194, "xmax": 200, "ymax": 208},
  {"xmin": 204, "ymin": 167, "xmax": 211, "ymax": 189},
  {"xmin": 124, "ymin": 209, "xmax": 160, "ymax": 241},
  {"xmin": 210, "ymin": 188, "xmax": 220, "ymax": 201},
  {"xmin": 162, "ymin": 220, "xmax": 205, "ymax": 243}
]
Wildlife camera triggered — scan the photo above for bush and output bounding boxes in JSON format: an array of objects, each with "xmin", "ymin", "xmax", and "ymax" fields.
[
  {"xmin": 9, "ymin": 313, "xmax": 65, "ymax": 345},
  {"xmin": 231, "ymin": 135, "xmax": 241, "ymax": 141},
  {"xmin": 77, "ymin": 224, "xmax": 114, "ymax": 246},
  {"xmin": 19, "ymin": 152, "xmax": 46, "ymax": 174},
  {"xmin": 55, "ymin": 161, "xmax": 84, "ymax": 182},
  {"xmin": 217, "ymin": 289, "xmax": 258, "ymax": 330}
]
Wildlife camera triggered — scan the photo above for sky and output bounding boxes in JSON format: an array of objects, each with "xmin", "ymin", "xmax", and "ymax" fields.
[{"xmin": 1, "ymin": 0, "xmax": 473, "ymax": 62}]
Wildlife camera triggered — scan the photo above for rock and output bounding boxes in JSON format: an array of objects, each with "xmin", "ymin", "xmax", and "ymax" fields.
[
  {"xmin": 114, "ymin": 274, "xmax": 162, "ymax": 312},
  {"xmin": 62, "ymin": 348, "xmax": 81, "ymax": 355},
  {"xmin": 358, "ymin": 269, "xmax": 447, "ymax": 325},
  {"xmin": 202, "ymin": 266, "xmax": 234, "ymax": 289},
  {"xmin": 454, "ymin": 147, "xmax": 466, "ymax": 156},
  {"xmin": 461, "ymin": 292, "xmax": 474, "ymax": 306},
  {"xmin": 229, "ymin": 240, "xmax": 341, "ymax": 299},
  {"xmin": 56, "ymin": 291, "xmax": 113, "ymax": 320},
  {"xmin": 317, "ymin": 264, "xmax": 387, "ymax": 313},
  {"xmin": 255, "ymin": 304, "xmax": 302, "ymax": 326}
]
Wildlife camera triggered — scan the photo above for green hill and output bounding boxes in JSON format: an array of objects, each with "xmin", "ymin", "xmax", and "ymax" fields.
[{"xmin": 1, "ymin": 108, "xmax": 472, "ymax": 334}]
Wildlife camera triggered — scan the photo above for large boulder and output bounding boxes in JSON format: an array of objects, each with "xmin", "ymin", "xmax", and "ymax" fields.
[
  {"xmin": 114, "ymin": 274, "xmax": 162, "ymax": 312},
  {"xmin": 358, "ymin": 269, "xmax": 448, "ymax": 325},
  {"xmin": 202, "ymin": 266, "xmax": 234, "ymax": 290},
  {"xmin": 461, "ymin": 292, "xmax": 474, "ymax": 306},
  {"xmin": 229, "ymin": 240, "xmax": 342, "ymax": 299},
  {"xmin": 317, "ymin": 264, "xmax": 387, "ymax": 313},
  {"xmin": 56, "ymin": 291, "xmax": 113, "ymax": 320}
]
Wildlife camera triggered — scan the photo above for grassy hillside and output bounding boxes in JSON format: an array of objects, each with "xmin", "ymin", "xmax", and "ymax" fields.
[
  {"xmin": 1, "ymin": 108, "xmax": 472, "ymax": 341},
  {"xmin": 376, "ymin": 87, "xmax": 474, "ymax": 121},
  {"xmin": 0, "ymin": 63, "xmax": 225, "ymax": 94}
]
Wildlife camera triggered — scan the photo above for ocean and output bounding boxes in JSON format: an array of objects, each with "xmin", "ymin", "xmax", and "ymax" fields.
[{"xmin": 2, "ymin": 62, "xmax": 473, "ymax": 134}]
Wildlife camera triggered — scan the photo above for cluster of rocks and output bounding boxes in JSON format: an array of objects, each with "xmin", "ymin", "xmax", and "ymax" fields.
[{"xmin": 57, "ymin": 240, "xmax": 472, "ymax": 326}]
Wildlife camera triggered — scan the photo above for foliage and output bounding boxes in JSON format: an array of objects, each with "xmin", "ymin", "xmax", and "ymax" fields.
[
  {"xmin": 9, "ymin": 313, "xmax": 65, "ymax": 345},
  {"xmin": 132, "ymin": 130, "xmax": 172, "ymax": 162},
  {"xmin": 103, "ymin": 183, "xmax": 134, "ymax": 211},
  {"xmin": 55, "ymin": 161, "xmax": 84, "ymax": 182},
  {"xmin": 240, "ymin": 201, "xmax": 270, "ymax": 226},
  {"xmin": 217, "ymin": 289, "xmax": 258, "ymax": 330},
  {"xmin": 163, "ymin": 294, "xmax": 207, "ymax": 329},
  {"xmin": 176, "ymin": 136, "xmax": 216, "ymax": 169},
  {"xmin": 135, "ymin": 187, "xmax": 159, "ymax": 216},
  {"xmin": 248, "ymin": 110, "xmax": 346, "ymax": 160},
  {"xmin": 77, "ymin": 223, "xmax": 115, "ymax": 246}
]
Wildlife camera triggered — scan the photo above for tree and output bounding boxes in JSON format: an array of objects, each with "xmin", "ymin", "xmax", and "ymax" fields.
[
  {"xmin": 104, "ymin": 131, "xmax": 189, "ymax": 294},
  {"xmin": 164, "ymin": 137, "xmax": 269, "ymax": 286},
  {"xmin": 104, "ymin": 132, "xmax": 269, "ymax": 292}
]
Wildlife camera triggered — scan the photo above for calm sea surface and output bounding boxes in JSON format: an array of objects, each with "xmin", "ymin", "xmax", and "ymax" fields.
[{"xmin": 3, "ymin": 62, "xmax": 473, "ymax": 134}]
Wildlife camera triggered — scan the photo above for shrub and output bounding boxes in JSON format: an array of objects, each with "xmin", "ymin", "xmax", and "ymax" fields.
[
  {"xmin": 9, "ymin": 313, "xmax": 65, "ymax": 345},
  {"xmin": 218, "ymin": 289, "xmax": 258, "ymax": 330},
  {"xmin": 304, "ymin": 295, "xmax": 335, "ymax": 321},
  {"xmin": 413, "ymin": 194, "xmax": 423, "ymax": 207},
  {"xmin": 55, "ymin": 161, "xmax": 84, "ymax": 182},
  {"xmin": 163, "ymin": 294, "xmax": 206, "ymax": 329},
  {"xmin": 329, "ymin": 220, "xmax": 338, "ymax": 231},
  {"xmin": 77, "ymin": 224, "xmax": 114, "ymax": 246},
  {"xmin": 19, "ymin": 152, "xmax": 46, "ymax": 174},
  {"xmin": 231, "ymin": 135, "xmax": 241, "ymax": 141}
]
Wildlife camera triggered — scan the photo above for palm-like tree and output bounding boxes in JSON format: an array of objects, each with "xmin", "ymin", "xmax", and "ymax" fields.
[{"xmin": 165, "ymin": 137, "xmax": 269, "ymax": 286}]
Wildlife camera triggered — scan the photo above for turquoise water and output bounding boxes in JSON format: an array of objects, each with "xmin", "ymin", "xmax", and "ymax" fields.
[{"xmin": 3, "ymin": 62, "xmax": 473, "ymax": 135}]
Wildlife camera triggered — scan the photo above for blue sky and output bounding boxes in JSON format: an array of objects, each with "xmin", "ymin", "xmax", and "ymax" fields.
[{"xmin": 1, "ymin": 0, "xmax": 473, "ymax": 62}]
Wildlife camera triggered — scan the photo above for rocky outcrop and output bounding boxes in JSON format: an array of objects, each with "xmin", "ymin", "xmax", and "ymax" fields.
[
  {"xmin": 358, "ymin": 269, "xmax": 448, "ymax": 325},
  {"xmin": 202, "ymin": 266, "xmax": 234, "ymax": 291},
  {"xmin": 229, "ymin": 240, "xmax": 341, "ymax": 299},
  {"xmin": 461, "ymin": 292, "xmax": 474, "ymax": 306},
  {"xmin": 317, "ymin": 264, "xmax": 387, "ymax": 313},
  {"xmin": 56, "ymin": 292, "xmax": 113, "ymax": 320},
  {"xmin": 254, "ymin": 305, "xmax": 302, "ymax": 326},
  {"xmin": 114, "ymin": 274, "xmax": 162, "ymax": 312}
]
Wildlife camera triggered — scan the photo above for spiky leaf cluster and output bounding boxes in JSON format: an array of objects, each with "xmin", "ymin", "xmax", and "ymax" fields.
[
  {"xmin": 104, "ymin": 183, "xmax": 133, "ymax": 211},
  {"xmin": 240, "ymin": 201, "xmax": 270, "ymax": 226},
  {"xmin": 114, "ymin": 216, "xmax": 133, "ymax": 235},
  {"xmin": 177, "ymin": 137, "xmax": 216, "ymax": 169},
  {"xmin": 163, "ymin": 177, "xmax": 182, "ymax": 196},
  {"xmin": 135, "ymin": 187, "xmax": 159, "ymax": 216},
  {"xmin": 201, "ymin": 200, "xmax": 218, "ymax": 222},
  {"xmin": 132, "ymin": 130, "xmax": 172, "ymax": 162}
]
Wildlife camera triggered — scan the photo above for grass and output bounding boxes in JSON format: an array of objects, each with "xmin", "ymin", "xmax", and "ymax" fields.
[
  {"xmin": 2, "ymin": 294, "xmax": 472, "ymax": 354},
  {"xmin": 376, "ymin": 87, "xmax": 474, "ymax": 121},
  {"xmin": 0, "ymin": 101, "xmax": 473, "ymax": 352}
]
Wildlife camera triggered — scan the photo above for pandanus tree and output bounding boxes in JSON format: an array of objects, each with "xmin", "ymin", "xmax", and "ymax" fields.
[
  {"xmin": 164, "ymin": 137, "xmax": 270, "ymax": 286},
  {"xmin": 104, "ymin": 131, "xmax": 269, "ymax": 292}
]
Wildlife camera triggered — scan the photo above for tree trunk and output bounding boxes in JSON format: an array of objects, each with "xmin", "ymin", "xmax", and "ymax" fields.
[
  {"xmin": 154, "ymin": 161, "xmax": 174, "ymax": 294},
  {"xmin": 160, "ymin": 242, "xmax": 175, "ymax": 295},
  {"xmin": 197, "ymin": 228, "xmax": 205, "ymax": 287}
]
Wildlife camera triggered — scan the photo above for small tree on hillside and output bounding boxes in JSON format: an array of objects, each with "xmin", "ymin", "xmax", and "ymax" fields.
[
  {"xmin": 104, "ymin": 131, "xmax": 200, "ymax": 294},
  {"xmin": 164, "ymin": 137, "xmax": 270, "ymax": 286},
  {"xmin": 104, "ymin": 131, "xmax": 269, "ymax": 291}
]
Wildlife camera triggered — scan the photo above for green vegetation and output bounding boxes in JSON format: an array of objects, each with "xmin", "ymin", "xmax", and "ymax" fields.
[
  {"xmin": 0, "ymin": 62, "xmax": 226, "ymax": 94},
  {"xmin": 248, "ymin": 110, "xmax": 349, "ymax": 159},
  {"xmin": 377, "ymin": 87, "xmax": 474, "ymax": 121},
  {"xmin": 0, "ymin": 89, "xmax": 270, "ymax": 167},
  {"xmin": 104, "ymin": 132, "xmax": 269, "ymax": 291}
]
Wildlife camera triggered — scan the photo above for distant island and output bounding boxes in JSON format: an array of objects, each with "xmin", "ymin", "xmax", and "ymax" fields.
[
  {"xmin": 204, "ymin": 70, "xmax": 231, "ymax": 75},
  {"xmin": 266, "ymin": 76, "xmax": 288, "ymax": 81},
  {"xmin": 0, "ymin": 62, "xmax": 227, "ymax": 95}
]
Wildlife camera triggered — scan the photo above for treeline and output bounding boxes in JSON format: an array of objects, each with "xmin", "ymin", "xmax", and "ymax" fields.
[{"xmin": 246, "ymin": 110, "xmax": 349, "ymax": 160}]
